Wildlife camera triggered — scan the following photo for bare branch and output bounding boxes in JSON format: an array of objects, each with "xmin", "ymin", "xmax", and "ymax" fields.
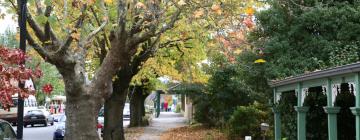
[
  {"xmin": 42, "ymin": 6, "xmax": 60, "ymax": 45},
  {"xmin": 156, "ymin": 9, "xmax": 181, "ymax": 34},
  {"xmin": 159, "ymin": 37, "xmax": 192, "ymax": 48},
  {"xmin": 7, "ymin": 0, "xmax": 49, "ymax": 42},
  {"xmin": 129, "ymin": 8, "xmax": 182, "ymax": 46},
  {"xmin": 58, "ymin": 4, "xmax": 88, "ymax": 53},
  {"xmin": 7, "ymin": 0, "xmax": 17, "ymax": 11},
  {"xmin": 26, "ymin": 31, "xmax": 51, "ymax": 61},
  {"xmin": 117, "ymin": 0, "xmax": 128, "ymax": 35},
  {"xmin": 35, "ymin": 0, "xmax": 43, "ymax": 15},
  {"xmin": 80, "ymin": 20, "xmax": 108, "ymax": 46},
  {"xmin": 27, "ymin": 14, "xmax": 46, "ymax": 42},
  {"xmin": 81, "ymin": 1, "xmax": 109, "ymax": 46},
  {"xmin": 44, "ymin": 5, "xmax": 52, "ymax": 17},
  {"xmin": 90, "ymin": 6, "xmax": 110, "ymax": 47}
]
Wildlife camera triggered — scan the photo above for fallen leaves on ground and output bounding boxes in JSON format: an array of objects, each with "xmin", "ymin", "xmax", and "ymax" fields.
[
  {"xmin": 125, "ymin": 127, "xmax": 145, "ymax": 140},
  {"xmin": 160, "ymin": 125, "xmax": 227, "ymax": 140}
]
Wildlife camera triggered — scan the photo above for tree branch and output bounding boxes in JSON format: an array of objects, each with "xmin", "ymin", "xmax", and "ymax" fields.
[
  {"xmin": 26, "ymin": 31, "xmax": 52, "ymax": 61},
  {"xmin": 34, "ymin": 0, "xmax": 43, "ymax": 15},
  {"xmin": 81, "ymin": 2, "xmax": 108, "ymax": 46},
  {"xmin": 80, "ymin": 20, "xmax": 108, "ymax": 46},
  {"xmin": 58, "ymin": 4, "xmax": 88, "ymax": 53},
  {"xmin": 42, "ymin": 6, "xmax": 60, "ymax": 45},
  {"xmin": 156, "ymin": 9, "xmax": 181, "ymax": 34},
  {"xmin": 90, "ymin": 6, "xmax": 110, "ymax": 47},
  {"xmin": 159, "ymin": 37, "xmax": 192, "ymax": 48},
  {"xmin": 27, "ymin": 13, "xmax": 46, "ymax": 42},
  {"xmin": 129, "ymin": 8, "xmax": 182, "ymax": 46}
]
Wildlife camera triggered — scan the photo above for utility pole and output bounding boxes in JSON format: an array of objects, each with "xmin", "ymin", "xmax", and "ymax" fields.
[{"xmin": 17, "ymin": 0, "xmax": 27, "ymax": 139}]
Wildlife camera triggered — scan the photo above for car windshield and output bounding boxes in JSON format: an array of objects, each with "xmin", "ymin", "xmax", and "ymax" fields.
[
  {"xmin": 27, "ymin": 110, "xmax": 43, "ymax": 115},
  {"xmin": 0, "ymin": 122, "xmax": 16, "ymax": 139}
]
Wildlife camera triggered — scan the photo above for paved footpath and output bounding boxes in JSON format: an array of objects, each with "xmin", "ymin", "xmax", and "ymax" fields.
[{"xmin": 138, "ymin": 112, "xmax": 187, "ymax": 140}]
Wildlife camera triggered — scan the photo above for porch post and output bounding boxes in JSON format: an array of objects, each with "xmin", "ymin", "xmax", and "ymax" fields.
[
  {"xmin": 324, "ymin": 78, "xmax": 340, "ymax": 140},
  {"xmin": 295, "ymin": 82, "xmax": 309, "ymax": 140},
  {"xmin": 272, "ymin": 88, "xmax": 281, "ymax": 140},
  {"xmin": 351, "ymin": 73, "xmax": 360, "ymax": 140}
]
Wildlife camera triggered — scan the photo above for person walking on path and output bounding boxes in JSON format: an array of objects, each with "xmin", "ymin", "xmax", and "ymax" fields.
[{"xmin": 164, "ymin": 102, "xmax": 168, "ymax": 112}]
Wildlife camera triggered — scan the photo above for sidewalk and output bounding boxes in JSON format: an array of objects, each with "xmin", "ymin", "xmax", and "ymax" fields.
[{"xmin": 138, "ymin": 112, "xmax": 187, "ymax": 140}]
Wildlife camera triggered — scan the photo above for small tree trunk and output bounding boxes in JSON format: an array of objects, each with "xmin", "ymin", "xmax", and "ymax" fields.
[
  {"xmin": 103, "ymin": 92, "xmax": 127, "ymax": 140},
  {"xmin": 141, "ymin": 94, "xmax": 146, "ymax": 117},
  {"xmin": 103, "ymin": 76, "xmax": 130, "ymax": 140},
  {"xmin": 129, "ymin": 86, "xmax": 150, "ymax": 127},
  {"xmin": 129, "ymin": 87, "xmax": 143, "ymax": 127}
]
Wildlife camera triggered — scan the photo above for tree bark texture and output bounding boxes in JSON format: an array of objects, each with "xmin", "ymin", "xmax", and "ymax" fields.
[
  {"xmin": 129, "ymin": 86, "xmax": 149, "ymax": 127},
  {"xmin": 58, "ymin": 66, "xmax": 103, "ymax": 140},
  {"xmin": 103, "ymin": 71, "xmax": 132, "ymax": 140}
]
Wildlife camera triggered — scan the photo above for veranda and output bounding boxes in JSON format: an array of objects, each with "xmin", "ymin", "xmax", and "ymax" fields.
[{"xmin": 270, "ymin": 62, "xmax": 360, "ymax": 140}]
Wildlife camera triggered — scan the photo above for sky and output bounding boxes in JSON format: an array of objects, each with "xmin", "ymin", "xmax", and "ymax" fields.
[{"xmin": 0, "ymin": 6, "xmax": 17, "ymax": 33}]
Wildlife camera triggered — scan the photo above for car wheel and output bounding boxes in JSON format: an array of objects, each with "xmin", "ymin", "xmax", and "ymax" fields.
[
  {"xmin": 31, "ymin": 124, "xmax": 34, "ymax": 127},
  {"xmin": 51, "ymin": 122, "xmax": 54, "ymax": 126},
  {"xmin": 24, "ymin": 124, "xmax": 27, "ymax": 127},
  {"xmin": 44, "ymin": 121, "xmax": 48, "ymax": 127}
]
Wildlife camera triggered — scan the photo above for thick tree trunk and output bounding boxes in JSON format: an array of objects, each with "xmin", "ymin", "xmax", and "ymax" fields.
[
  {"xmin": 103, "ymin": 91, "xmax": 127, "ymax": 140},
  {"xmin": 65, "ymin": 95, "xmax": 101, "ymax": 140},
  {"xmin": 59, "ymin": 69, "xmax": 103, "ymax": 140},
  {"xmin": 103, "ymin": 73, "xmax": 131, "ymax": 140},
  {"xmin": 129, "ymin": 86, "xmax": 149, "ymax": 127}
]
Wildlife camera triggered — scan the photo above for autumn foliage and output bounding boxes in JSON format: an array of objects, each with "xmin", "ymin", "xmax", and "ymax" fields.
[{"xmin": 0, "ymin": 46, "xmax": 42, "ymax": 110}]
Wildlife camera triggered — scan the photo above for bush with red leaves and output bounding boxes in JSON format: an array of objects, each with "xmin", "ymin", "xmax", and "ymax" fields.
[{"xmin": 0, "ymin": 46, "xmax": 42, "ymax": 111}]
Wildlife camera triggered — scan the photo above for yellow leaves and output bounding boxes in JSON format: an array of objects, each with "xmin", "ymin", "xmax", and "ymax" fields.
[
  {"xmin": 234, "ymin": 49, "xmax": 242, "ymax": 55},
  {"xmin": 71, "ymin": 32, "xmax": 80, "ymax": 41},
  {"xmin": 15, "ymin": 33, "xmax": 20, "ymax": 41},
  {"xmin": 87, "ymin": 0, "xmax": 95, "ymax": 5},
  {"xmin": 178, "ymin": 0, "xmax": 187, "ymax": 6},
  {"xmin": 104, "ymin": 0, "xmax": 113, "ymax": 4},
  {"xmin": 193, "ymin": 8, "xmax": 204, "ymax": 18},
  {"xmin": 245, "ymin": 7, "xmax": 255, "ymax": 15},
  {"xmin": 102, "ymin": 16, "xmax": 109, "ymax": 21},
  {"xmin": 211, "ymin": 4, "xmax": 222, "ymax": 15},
  {"xmin": 135, "ymin": 2, "xmax": 146, "ymax": 9},
  {"xmin": 254, "ymin": 59, "xmax": 266, "ymax": 64}
]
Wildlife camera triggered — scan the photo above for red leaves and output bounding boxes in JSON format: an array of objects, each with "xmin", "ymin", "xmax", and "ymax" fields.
[
  {"xmin": 42, "ymin": 84, "xmax": 53, "ymax": 95},
  {"xmin": 243, "ymin": 17, "xmax": 254, "ymax": 28},
  {"xmin": 0, "ymin": 47, "xmax": 26, "ymax": 65},
  {"xmin": 0, "ymin": 46, "xmax": 42, "ymax": 110}
]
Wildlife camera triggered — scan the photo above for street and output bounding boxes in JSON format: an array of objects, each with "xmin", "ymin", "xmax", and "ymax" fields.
[{"xmin": 12, "ymin": 120, "xmax": 130, "ymax": 140}]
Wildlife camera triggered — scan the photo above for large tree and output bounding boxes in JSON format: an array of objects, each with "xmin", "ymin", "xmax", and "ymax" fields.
[{"xmin": 3, "ymin": 0, "xmax": 195, "ymax": 139}]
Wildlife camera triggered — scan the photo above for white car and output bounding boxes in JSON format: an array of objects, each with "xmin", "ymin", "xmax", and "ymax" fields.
[
  {"xmin": 123, "ymin": 103, "xmax": 130, "ymax": 119},
  {"xmin": 97, "ymin": 103, "xmax": 130, "ymax": 128}
]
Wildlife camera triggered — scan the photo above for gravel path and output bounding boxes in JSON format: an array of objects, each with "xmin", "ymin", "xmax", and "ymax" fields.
[{"xmin": 138, "ymin": 112, "xmax": 187, "ymax": 140}]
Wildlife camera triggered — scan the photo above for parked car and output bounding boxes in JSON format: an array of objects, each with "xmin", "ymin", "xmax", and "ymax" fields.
[
  {"xmin": 0, "ymin": 119, "xmax": 16, "ymax": 140},
  {"xmin": 53, "ymin": 114, "xmax": 66, "ymax": 140},
  {"xmin": 97, "ymin": 108, "xmax": 104, "ymax": 137},
  {"xmin": 24, "ymin": 109, "xmax": 54, "ymax": 127},
  {"xmin": 123, "ymin": 103, "xmax": 130, "ymax": 119}
]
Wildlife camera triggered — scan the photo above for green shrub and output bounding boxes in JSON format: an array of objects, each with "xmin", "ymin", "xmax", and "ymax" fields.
[
  {"xmin": 175, "ymin": 104, "xmax": 181, "ymax": 113},
  {"xmin": 227, "ymin": 105, "xmax": 264, "ymax": 139}
]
